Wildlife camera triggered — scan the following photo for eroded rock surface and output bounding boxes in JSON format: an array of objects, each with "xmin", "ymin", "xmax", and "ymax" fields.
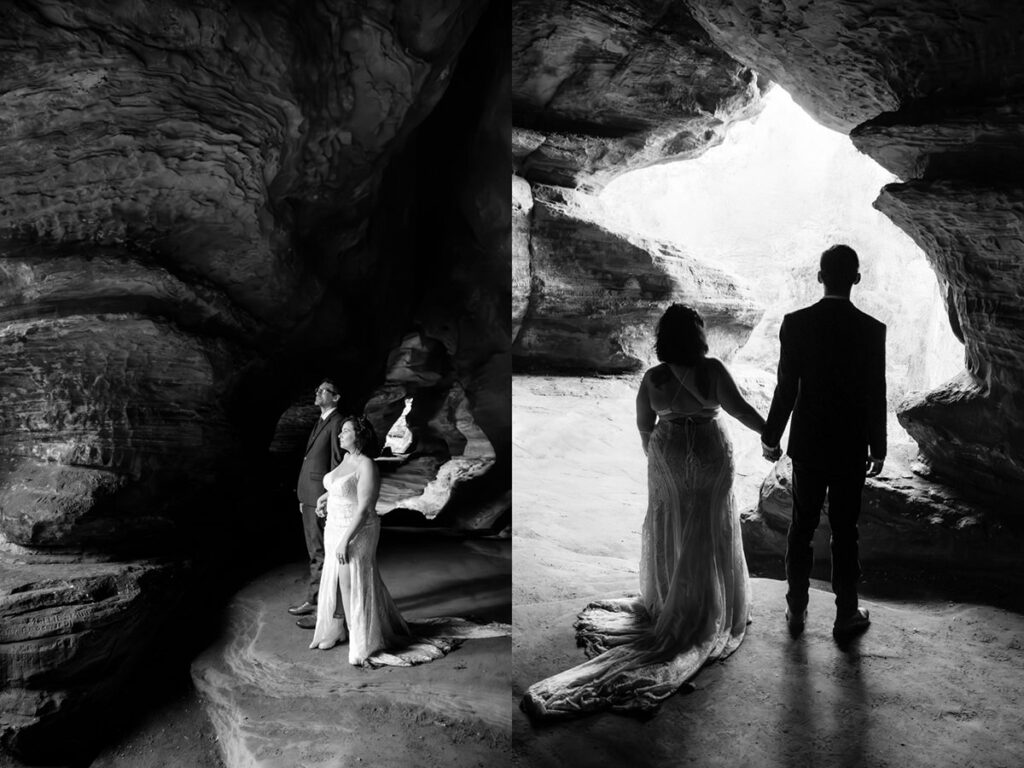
[
  {"xmin": 744, "ymin": 453, "xmax": 1024, "ymax": 601},
  {"xmin": 0, "ymin": 554, "xmax": 180, "ymax": 759},
  {"xmin": 0, "ymin": 1, "xmax": 509, "ymax": 761},
  {"xmin": 685, "ymin": 0, "xmax": 1024, "ymax": 133},
  {"xmin": 513, "ymin": 0, "xmax": 767, "ymax": 190},
  {"xmin": 513, "ymin": 186, "xmax": 762, "ymax": 372}
]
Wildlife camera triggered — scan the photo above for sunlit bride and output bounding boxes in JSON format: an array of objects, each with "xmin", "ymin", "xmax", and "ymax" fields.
[{"xmin": 521, "ymin": 304, "xmax": 768, "ymax": 719}]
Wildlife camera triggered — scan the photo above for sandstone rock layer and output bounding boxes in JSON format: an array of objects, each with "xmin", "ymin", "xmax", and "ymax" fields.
[
  {"xmin": 513, "ymin": 186, "xmax": 762, "ymax": 372},
  {"xmin": 513, "ymin": 0, "xmax": 766, "ymax": 190},
  {"xmin": 0, "ymin": 1, "xmax": 509, "ymax": 761}
]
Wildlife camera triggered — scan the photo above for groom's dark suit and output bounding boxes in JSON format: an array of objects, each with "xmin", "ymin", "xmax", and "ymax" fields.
[
  {"xmin": 297, "ymin": 409, "xmax": 344, "ymax": 604},
  {"xmin": 762, "ymin": 297, "xmax": 886, "ymax": 616}
]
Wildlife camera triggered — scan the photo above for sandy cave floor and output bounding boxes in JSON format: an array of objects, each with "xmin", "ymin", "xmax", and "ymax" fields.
[
  {"xmin": 511, "ymin": 375, "xmax": 1024, "ymax": 768},
  {"xmin": 88, "ymin": 531, "xmax": 512, "ymax": 768}
]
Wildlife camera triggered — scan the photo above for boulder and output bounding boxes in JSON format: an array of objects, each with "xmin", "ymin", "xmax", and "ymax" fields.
[
  {"xmin": 744, "ymin": 453, "xmax": 1024, "ymax": 589},
  {"xmin": 0, "ymin": 554, "xmax": 180, "ymax": 761}
]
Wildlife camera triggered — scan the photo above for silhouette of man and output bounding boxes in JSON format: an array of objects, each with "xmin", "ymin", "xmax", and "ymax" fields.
[
  {"xmin": 761, "ymin": 244, "xmax": 886, "ymax": 640},
  {"xmin": 288, "ymin": 379, "xmax": 344, "ymax": 628}
]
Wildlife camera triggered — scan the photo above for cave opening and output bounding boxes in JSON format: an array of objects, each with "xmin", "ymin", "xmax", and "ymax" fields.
[{"xmin": 568, "ymin": 84, "xmax": 965, "ymax": 497}]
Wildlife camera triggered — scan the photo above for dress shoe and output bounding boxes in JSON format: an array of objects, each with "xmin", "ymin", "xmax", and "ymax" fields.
[
  {"xmin": 785, "ymin": 607, "xmax": 807, "ymax": 636},
  {"xmin": 295, "ymin": 615, "xmax": 317, "ymax": 629},
  {"xmin": 287, "ymin": 601, "xmax": 316, "ymax": 616},
  {"xmin": 833, "ymin": 607, "xmax": 870, "ymax": 639}
]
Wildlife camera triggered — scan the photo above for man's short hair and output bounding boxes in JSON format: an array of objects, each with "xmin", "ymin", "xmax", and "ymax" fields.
[
  {"xmin": 820, "ymin": 244, "xmax": 859, "ymax": 291},
  {"xmin": 319, "ymin": 378, "xmax": 340, "ymax": 397}
]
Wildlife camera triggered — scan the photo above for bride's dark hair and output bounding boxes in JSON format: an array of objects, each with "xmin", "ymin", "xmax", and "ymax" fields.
[
  {"xmin": 343, "ymin": 415, "xmax": 380, "ymax": 456},
  {"xmin": 654, "ymin": 304, "xmax": 711, "ymax": 398}
]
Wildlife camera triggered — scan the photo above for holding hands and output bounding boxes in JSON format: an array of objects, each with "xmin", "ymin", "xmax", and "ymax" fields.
[{"xmin": 761, "ymin": 440, "xmax": 782, "ymax": 462}]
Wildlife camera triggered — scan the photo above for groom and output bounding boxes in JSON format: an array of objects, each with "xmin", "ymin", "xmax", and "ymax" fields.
[
  {"xmin": 761, "ymin": 244, "xmax": 886, "ymax": 640},
  {"xmin": 289, "ymin": 378, "xmax": 345, "ymax": 628}
]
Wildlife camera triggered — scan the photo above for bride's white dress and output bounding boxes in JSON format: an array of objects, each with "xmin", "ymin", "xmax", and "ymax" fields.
[
  {"xmin": 522, "ymin": 367, "xmax": 750, "ymax": 719},
  {"xmin": 310, "ymin": 465, "xmax": 506, "ymax": 666}
]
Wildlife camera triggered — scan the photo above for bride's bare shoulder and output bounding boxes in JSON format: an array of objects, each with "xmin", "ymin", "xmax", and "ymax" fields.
[{"xmin": 644, "ymin": 363, "xmax": 671, "ymax": 387}]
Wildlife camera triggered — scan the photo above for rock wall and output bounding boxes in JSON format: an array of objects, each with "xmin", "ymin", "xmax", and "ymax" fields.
[
  {"xmin": 513, "ymin": 0, "xmax": 767, "ymax": 191},
  {"xmin": 0, "ymin": 1, "xmax": 509, "ymax": 762},
  {"xmin": 512, "ymin": 0, "xmax": 767, "ymax": 371},
  {"xmin": 514, "ymin": 185, "xmax": 762, "ymax": 372},
  {"xmin": 685, "ymin": 0, "xmax": 1024, "ymax": 500}
]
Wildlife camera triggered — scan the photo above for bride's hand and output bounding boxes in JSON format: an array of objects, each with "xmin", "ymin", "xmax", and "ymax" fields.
[{"xmin": 336, "ymin": 541, "xmax": 349, "ymax": 564}]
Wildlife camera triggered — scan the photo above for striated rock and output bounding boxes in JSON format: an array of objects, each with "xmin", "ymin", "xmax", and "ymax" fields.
[
  {"xmin": 513, "ymin": 186, "xmax": 762, "ymax": 372},
  {"xmin": 0, "ymin": 554, "xmax": 180, "ymax": 761},
  {"xmin": 0, "ymin": 314, "xmax": 244, "ymax": 550},
  {"xmin": 0, "ymin": 0, "xmax": 487, "ymax": 549},
  {"xmin": 851, "ymin": 94, "xmax": 1024, "ymax": 183},
  {"xmin": 743, "ymin": 454, "xmax": 1024, "ymax": 586},
  {"xmin": 874, "ymin": 180, "xmax": 1024, "ymax": 382},
  {"xmin": 0, "ymin": 1, "xmax": 509, "ymax": 761},
  {"xmin": 685, "ymin": 0, "xmax": 1024, "ymax": 133},
  {"xmin": 897, "ymin": 372, "xmax": 1024, "ymax": 503},
  {"xmin": 874, "ymin": 180, "xmax": 1024, "ymax": 497},
  {"xmin": 513, "ymin": 0, "xmax": 767, "ymax": 189}
]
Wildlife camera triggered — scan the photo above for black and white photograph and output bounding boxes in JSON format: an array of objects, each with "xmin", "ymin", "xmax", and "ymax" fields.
[
  {"xmin": 512, "ymin": 2, "xmax": 1024, "ymax": 767},
  {"xmin": 0, "ymin": 1, "xmax": 511, "ymax": 766}
]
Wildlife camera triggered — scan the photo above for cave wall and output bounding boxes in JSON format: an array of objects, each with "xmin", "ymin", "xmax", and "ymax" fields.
[
  {"xmin": 0, "ymin": 1, "xmax": 509, "ymax": 762},
  {"xmin": 515, "ymin": 184, "xmax": 761, "ymax": 372},
  {"xmin": 512, "ymin": 0, "xmax": 768, "ymax": 372},
  {"xmin": 684, "ymin": 0, "xmax": 1024, "ymax": 499}
]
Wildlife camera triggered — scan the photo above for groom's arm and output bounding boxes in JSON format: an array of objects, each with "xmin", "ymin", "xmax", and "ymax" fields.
[
  {"xmin": 762, "ymin": 316, "xmax": 799, "ymax": 449},
  {"xmin": 866, "ymin": 322, "xmax": 887, "ymax": 467}
]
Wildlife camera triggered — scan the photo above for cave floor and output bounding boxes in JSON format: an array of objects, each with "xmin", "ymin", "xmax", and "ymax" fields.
[
  {"xmin": 513, "ymin": 579, "xmax": 1024, "ymax": 768},
  {"xmin": 89, "ymin": 532, "xmax": 511, "ymax": 768},
  {"xmin": 512, "ymin": 375, "xmax": 1024, "ymax": 768}
]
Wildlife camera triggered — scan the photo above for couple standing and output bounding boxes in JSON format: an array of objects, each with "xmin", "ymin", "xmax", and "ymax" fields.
[
  {"xmin": 523, "ymin": 244, "xmax": 887, "ymax": 719},
  {"xmin": 287, "ymin": 381, "xmax": 441, "ymax": 666}
]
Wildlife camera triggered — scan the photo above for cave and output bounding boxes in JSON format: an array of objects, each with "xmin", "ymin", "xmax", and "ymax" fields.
[
  {"xmin": 0, "ymin": 2, "xmax": 511, "ymax": 766},
  {"xmin": 512, "ymin": 1, "xmax": 1024, "ymax": 765}
]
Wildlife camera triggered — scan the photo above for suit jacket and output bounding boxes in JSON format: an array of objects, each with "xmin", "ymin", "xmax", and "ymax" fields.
[
  {"xmin": 763, "ymin": 298, "xmax": 887, "ymax": 471},
  {"xmin": 296, "ymin": 409, "xmax": 345, "ymax": 506}
]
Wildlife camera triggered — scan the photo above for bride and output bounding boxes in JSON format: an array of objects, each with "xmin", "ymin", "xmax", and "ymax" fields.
[
  {"xmin": 309, "ymin": 415, "xmax": 462, "ymax": 666},
  {"xmin": 522, "ymin": 304, "xmax": 768, "ymax": 719}
]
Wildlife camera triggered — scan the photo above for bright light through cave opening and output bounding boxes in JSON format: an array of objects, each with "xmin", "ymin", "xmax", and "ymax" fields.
[
  {"xmin": 384, "ymin": 397, "xmax": 414, "ymax": 456},
  {"xmin": 579, "ymin": 86, "xmax": 964, "ymax": 457}
]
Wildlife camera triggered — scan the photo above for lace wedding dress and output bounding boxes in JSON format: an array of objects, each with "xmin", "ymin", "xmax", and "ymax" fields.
[
  {"xmin": 310, "ymin": 465, "xmax": 506, "ymax": 666},
  {"xmin": 521, "ymin": 415, "xmax": 750, "ymax": 719}
]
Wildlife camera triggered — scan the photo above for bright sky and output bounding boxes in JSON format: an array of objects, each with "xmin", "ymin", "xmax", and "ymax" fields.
[{"xmin": 586, "ymin": 85, "xmax": 963, "ymax": 407}]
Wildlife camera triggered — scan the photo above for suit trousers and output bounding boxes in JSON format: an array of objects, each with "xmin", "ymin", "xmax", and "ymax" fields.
[
  {"xmin": 785, "ymin": 461, "xmax": 866, "ymax": 616},
  {"xmin": 300, "ymin": 502, "xmax": 326, "ymax": 604}
]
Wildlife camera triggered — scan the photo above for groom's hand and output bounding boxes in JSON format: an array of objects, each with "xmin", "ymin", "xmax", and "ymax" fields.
[
  {"xmin": 761, "ymin": 441, "xmax": 782, "ymax": 462},
  {"xmin": 866, "ymin": 455, "xmax": 884, "ymax": 477}
]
